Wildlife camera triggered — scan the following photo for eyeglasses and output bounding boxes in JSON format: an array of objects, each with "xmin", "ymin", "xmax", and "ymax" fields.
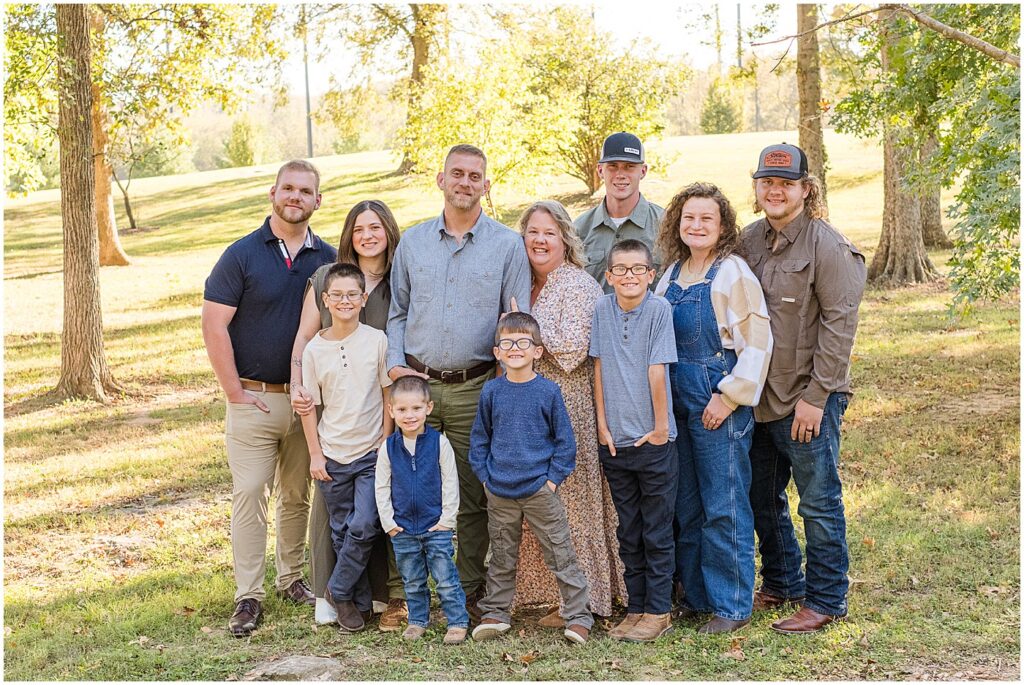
[
  {"xmin": 609, "ymin": 264, "xmax": 652, "ymax": 276},
  {"xmin": 497, "ymin": 338, "xmax": 537, "ymax": 351},
  {"xmin": 325, "ymin": 291, "xmax": 364, "ymax": 303}
]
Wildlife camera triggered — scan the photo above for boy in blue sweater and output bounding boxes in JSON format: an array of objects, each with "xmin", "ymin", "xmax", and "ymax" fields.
[
  {"xmin": 468, "ymin": 313, "xmax": 593, "ymax": 645},
  {"xmin": 375, "ymin": 375, "xmax": 469, "ymax": 644}
]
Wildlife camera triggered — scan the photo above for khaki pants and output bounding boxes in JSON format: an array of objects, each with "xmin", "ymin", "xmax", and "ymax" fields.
[
  {"xmin": 479, "ymin": 486, "xmax": 593, "ymax": 628},
  {"xmin": 225, "ymin": 393, "xmax": 311, "ymax": 602}
]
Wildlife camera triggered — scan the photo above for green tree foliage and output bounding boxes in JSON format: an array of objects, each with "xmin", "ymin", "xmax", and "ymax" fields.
[
  {"xmin": 833, "ymin": 4, "xmax": 1020, "ymax": 308},
  {"xmin": 700, "ymin": 78, "xmax": 741, "ymax": 134},
  {"xmin": 221, "ymin": 115, "xmax": 266, "ymax": 168},
  {"xmin": 4, "ymin": 4, "xmax": 284, "ymax": 195}
]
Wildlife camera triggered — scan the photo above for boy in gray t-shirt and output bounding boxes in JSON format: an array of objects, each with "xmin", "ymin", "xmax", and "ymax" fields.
[{"xmin": 589, "ymin": 239, "xmax": 678, "ymax": 643}]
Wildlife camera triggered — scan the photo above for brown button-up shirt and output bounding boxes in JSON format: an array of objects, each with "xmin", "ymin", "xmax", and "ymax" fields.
[{"xmin": 738, "ymin": 210, "xmax": 866, "ymax": 422}]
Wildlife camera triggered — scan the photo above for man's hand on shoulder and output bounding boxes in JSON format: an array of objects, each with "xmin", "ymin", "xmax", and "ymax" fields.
[{"xmin": 388, "ymin": 365, "xmax": 429, "ymax": 382}]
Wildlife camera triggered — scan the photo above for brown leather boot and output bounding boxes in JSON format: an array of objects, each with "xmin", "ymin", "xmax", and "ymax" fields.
[
  {"xmin": 607, "ymin": 612, "xmax": 642, "ymax": 640},
  {"xmin": 753, "ymin": 589, "xmax": 803, "ymax": 611},
  {"xmin": 623, "ymin": 612, "xmax": 673, "ymax": 642},
  {"xmin": 771, "ymin": 606, "xmax": 845, "ymax": 634}
]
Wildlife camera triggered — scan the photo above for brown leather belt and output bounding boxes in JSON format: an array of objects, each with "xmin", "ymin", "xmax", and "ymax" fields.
[
  {"xmin": 240, "ymin": 379, "xmax": 290, "ymax": 393},
  {"xmin": 406, "ymin": 355, "xmax": 493, "ymax": 384}
]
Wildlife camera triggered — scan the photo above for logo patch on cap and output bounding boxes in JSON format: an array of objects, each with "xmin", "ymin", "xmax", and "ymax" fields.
[
  {"xmin": 624, "ymin": 147, "xmax": 640, "ymax": 155},
  {"xmin": 764, "ymin": 151, "xmax": 793, "ymax": 167}
]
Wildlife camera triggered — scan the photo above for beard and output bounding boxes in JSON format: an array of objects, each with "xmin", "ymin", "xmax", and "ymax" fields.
[
  {"xmin": 444, "ymin": 186, "xmax": 480, "ymax": 211},
  {"xmin": 272, "ymin": 199, "xmax": 314, "ymax": 225}
]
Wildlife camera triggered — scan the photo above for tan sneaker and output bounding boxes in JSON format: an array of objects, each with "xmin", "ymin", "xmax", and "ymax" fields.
[
  {"xmin": 623, "ymin": 612, "xmax": 673, "ymax": 642},
  {"xmin": 402, "ymin": 625, "xmax": 427, "ymax": 641},
  {"xmin": 537, "ymin": 606, "xmax": 564, "ymax": 628},
  {"xmin": 607, "ymin": 612, "xmax": 642, "ymax": 640},
  {"xmin": 378, "ymin": 598, "xmax": 408, "ymax": 632},
  {"xmin": 443, "ymin": 626, "xmax": 468, "ymax": 644}
]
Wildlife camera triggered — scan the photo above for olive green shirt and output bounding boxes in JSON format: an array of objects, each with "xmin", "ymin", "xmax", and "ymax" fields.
[
  {"xmin": 574, "ymin": 194, "xmax": 664, "ymax": 293},
  {"xmin": 738, "ymin": 210, "xmax": 866, "ymax": 423},
  {"xmin": 307, "ymin": 262, "xmax": 392, "ymax": 332}
]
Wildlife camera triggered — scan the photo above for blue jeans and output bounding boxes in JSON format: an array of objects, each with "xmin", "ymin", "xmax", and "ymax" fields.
[
  {"xmin": 317, "ymin": 451, "xmax": 381, "ymax": 609},
  {"xmin": 674, "ymin": 401, "xmax": 756, "ymax": 621},
  {"xmin": 599, "ymin": 441, "xmax": 678, "ymax": 615},
  {"xmin": 749, "ymin": 392, "xmax": 850, "ymax": 616},
  {"xmin": 391, "ymin": 530, "xmax": 469, "ymax": 628}
]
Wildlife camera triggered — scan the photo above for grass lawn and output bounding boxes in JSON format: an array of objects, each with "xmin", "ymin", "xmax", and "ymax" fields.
[{"xmin": 3, "ymin": 130, "xmax": 1019, "ymax": 680}]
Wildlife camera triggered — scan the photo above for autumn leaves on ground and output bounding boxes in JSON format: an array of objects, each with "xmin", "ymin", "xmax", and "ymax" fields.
[{"xmin": 4, "ymin": 131, "xmax": 1019, "ymax": 680}]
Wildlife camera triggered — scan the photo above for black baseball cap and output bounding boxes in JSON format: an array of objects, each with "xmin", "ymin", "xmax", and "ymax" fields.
[
  {"xmin": 753, "ymin": 143, "xmax": 808, "ymax": 180},
  {"xmin": 599, "ymin": 132, "xmax": 645, "ymax": 164}
]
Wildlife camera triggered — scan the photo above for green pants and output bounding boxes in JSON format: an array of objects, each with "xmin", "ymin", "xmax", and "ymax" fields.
[{"xmin": 427, "ymin": 370, "xmax": 494, "ymax": 596}]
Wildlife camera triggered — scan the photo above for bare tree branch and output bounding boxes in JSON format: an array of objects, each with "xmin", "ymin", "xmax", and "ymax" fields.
[
  {"xmin": 754, "ymin": 3, "xmax": 1020, "ymax": 70},
  {"xmin": 885, "ymin": 3, "xmax": 1020, "ymax": 69}
]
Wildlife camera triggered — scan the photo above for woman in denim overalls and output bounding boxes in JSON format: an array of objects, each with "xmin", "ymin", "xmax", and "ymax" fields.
[{"xmin": 655, "ymin": 182, "xmax": 773, "ymax": 634}]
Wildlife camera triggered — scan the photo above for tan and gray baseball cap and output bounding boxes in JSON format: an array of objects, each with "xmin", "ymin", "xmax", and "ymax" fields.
[{"xmin": 753, "ymin": 143, "xmax": 808, "ymax": 180}]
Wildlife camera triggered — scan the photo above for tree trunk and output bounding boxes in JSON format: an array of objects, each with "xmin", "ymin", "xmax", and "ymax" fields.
[
  {"xmin": 920, "ymin": 133, "xmax": 953, "ymax": 248},
  {"xmin": 797, "ymin": 4, "xmax": 827, "ymax": 200},
  {"xmin": 113, "ymin": 173, "xmax": 138, "ymax": 229},
  {"xmin": 871, "ymin": 17, "xmax": 938, "ymax": 285},
  {"xmin": 55, "ymin": 3, "xmax": 120, "ymax": 402},
  {"xmin": 397, "ymin": 4, "xmax": 446, "ymax": 174},
  {"xmin": 89, "ymin": 10, "xmax": 130, "ymax": 266}
]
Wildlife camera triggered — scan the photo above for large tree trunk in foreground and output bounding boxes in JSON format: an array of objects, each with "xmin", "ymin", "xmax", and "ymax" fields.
[
  {"xmin": 920, "ymin": 133, "xmax": 953, "ymax": 248},
  {"xmin": 89, "ymin": 7, "xmax": 130, "ymax": 266},
  {"xmin": 797, "ymin": 3, "xmax": 827, "ymax": 200},
  {"xmin": 55, "ymin": 3, "xmax": 120, "ymax": 402},
  {"xmin": 871, "ymin": 19, "xmax": 938, "ymax": 285}
]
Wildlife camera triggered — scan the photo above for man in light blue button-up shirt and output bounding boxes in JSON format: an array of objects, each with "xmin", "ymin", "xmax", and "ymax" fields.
[{"xmin": 386, "ymin": 144, "xmax": 530, "ymax": 617}]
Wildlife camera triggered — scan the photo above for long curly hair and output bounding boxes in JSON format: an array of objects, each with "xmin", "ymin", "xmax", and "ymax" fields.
[
  {"xmin": 657, "ymin": 182, "xmax": 740, "ymax": 267},
  {"xmin": 751, "ymin": 173, "xmax": 828, "ymax": 220},
  {"xmin": 336, "ymin": 200, "xmax": 401, "ymax": 276}
]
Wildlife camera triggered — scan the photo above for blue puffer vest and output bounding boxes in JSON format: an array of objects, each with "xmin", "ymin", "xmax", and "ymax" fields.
[{"xmin": 386, "ymin": 425, "xmax": 443, "ymax": 535}]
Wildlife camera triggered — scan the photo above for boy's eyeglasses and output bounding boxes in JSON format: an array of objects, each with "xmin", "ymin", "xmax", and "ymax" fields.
[
  {"xmin": 325, "ymin": 291, "xmax": 364, "ymax": 302},
  {"xmin": 497, "ymin": 338, "xmax": 537, "ymax": 351},
  {"xmin": 609, "ymin": 264, "xmax": 652, "ymax": 276}
]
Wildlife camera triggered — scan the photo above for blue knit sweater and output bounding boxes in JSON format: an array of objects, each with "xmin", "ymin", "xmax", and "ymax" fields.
[{"xmin": 468, "ymin": 374, "xmax": 576, "ymax": 499}]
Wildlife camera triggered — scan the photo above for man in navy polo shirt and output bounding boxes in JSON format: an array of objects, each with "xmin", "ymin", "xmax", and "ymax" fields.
[{"xmin": 202, "ymin": 159, "xmax": 337, "ymax": 637}]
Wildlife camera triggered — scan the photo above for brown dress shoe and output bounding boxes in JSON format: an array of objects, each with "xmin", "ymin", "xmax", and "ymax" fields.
[
  {"xmin": 465, "ymin": 589, "xmax": 484, "ymax": 625},
  {"xmin": 229, "ymin": 598, "xmax": 262, "ymax": 637},
  {"xmin": 623, "ymin": 612, "xmax": 673, "ymax": 642},
  {"xmin": 698, "ymin": 616, "xmax": 751, "ymax": 634},
  {"xmin": 753, "ymin": 589, "xmax": 802, "ymax": 611},
  {"xmin": 771, "ymin": 606, "xmax": 845, "ymax": 634},
  {"xmin": 673, "ymin": 604, "xmax": 708, "ymax": 621},
  {"xmin": 607, "ymin": 613, "xmax": 642, "ymax": 639},
  {"xmin": 278, "ymin": 578, "xmax": 316, "ymax": 607},
  {"xmin": 378, "ymin": 598, "xmax": 408, "ymax": 632}
]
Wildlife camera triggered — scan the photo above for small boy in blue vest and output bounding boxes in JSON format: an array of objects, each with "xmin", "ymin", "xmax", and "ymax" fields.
[{"xmin": 374, "ymin": 375, "xmax": 468, "ymax": 644}]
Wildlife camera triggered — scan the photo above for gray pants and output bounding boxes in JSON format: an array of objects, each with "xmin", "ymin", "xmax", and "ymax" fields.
[{"xmin": 478, "ymin": 486, "xmax": 593, "ymax": 629}]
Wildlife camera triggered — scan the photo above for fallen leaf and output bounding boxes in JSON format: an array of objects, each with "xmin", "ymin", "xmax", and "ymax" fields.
[
  {"xmin": 502, "ymin": 652, "xmax": 515, "ymax": 663},
  {"xmin": 3, "ymin": 627, "xmax": 10, "ymax": 637},
  {"xmin": 155, "ymin": 644, "xmax": 165, "ymax": 653},
  {"xmin": 518, "ymin": 628, "xmax": 527, "ymax": 638},
  {"xmin": 608, "ymin": 659, "xmax": 623, "ymax": 670},
  {"xmin": 986, "ymin": 527, "xmax": 1000, "ymax": 540},
  {"xmin": 781, "ymin": 646, "xmax": 794, "ymax": 655},
  {"xmin": 156, "ymin": 518, "xmax": 165, "ymax": 527},
  {"xmin": 722, "ymin": 644, "xmax": 745, "ymax": 661},
  {"xmin": 862, "ymin": 536, "xmax": 876, "ymax": 550},
  {"xmin": 520, "ymin": 650, "xmax": 541, "ymax": 665},
  {"xmin": 411, "ymin": 656, "xmax": 424, "ymax": 663},
  {"xmin": 200, "ymin": 626, "xmax": 213, "ymax": 634},
  {"xmin": 860, "ymin": 635, "xmax": 870, "ymax": 648}
]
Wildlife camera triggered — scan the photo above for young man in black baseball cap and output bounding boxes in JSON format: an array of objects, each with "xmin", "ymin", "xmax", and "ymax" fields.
[{"xmin": 574, "ymin": 132, "xmax": 664, "ymax": 292}]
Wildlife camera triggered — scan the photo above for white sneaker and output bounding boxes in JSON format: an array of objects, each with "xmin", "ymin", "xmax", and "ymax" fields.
[
  {"xmin": 314, "ymin": 596, "xmax": 338, "ymax": 625},
  {"xmin": 471, "ymin": 619, "xmax": 511, "ymax": 641}
]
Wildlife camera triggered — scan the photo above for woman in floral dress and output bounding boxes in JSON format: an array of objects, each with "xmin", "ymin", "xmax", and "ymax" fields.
[{"xmin": 512, "ymin": 200, "xmax": 626, "ymax": 621}]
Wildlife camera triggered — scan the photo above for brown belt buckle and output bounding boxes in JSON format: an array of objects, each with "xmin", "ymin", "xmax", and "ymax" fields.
[{"xmin": 440, "ymin": 369, "xmax": 466, "ymax": 384}]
